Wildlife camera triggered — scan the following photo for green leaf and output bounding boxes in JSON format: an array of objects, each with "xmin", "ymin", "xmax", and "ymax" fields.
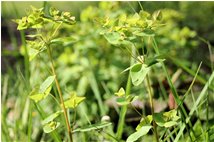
[
  {"xmin": 164, "ymin": 121, "xmax": 178, "ymax": 127},
  {"xmin": 42, "ymin": 111, "xmax": 63, "ymax": 133},
  {"xmin": 29, "ymin": 76, "xmax": 55, "ymax": 102},
  {"xmin": 28, "ymin": 48, "xmax": 39, "ymax": 61},
  {"xmin": 43, "ymin": 121, "xmax": 60, "ymax": 133},
  {"xmin": 153, "ymin": 109, "xmax": 180, "ymax": 128},
  {"xmin": 115, "ymin": 87, "xmax": 125, "ymax": 97},
  {"xmin": 29, "ymin": 91, "xmax": 44, "ymax": 103},
  {"xmin": 133, "ymin": 29, "xmax": 155, "ymax": 37},
  {"xmin": 42, "ymin": 110, "xmax": 63, "ymax": 125},
  {"xmin": 153, "ymin": 113, "xmax": 166, "ymax": 127},
  {"xmin": 116, "ymin": 97, "xmax": 130, "ymax": 106},
  {"xmin": 72, "ymin": 122, "xmax": 112, "ymax": 133},
  {"xmin": 104, "ymin": 32, "xmax": 121, "ymax": 45},
  {"xmin": 136, "ymin": 115, "xmax": 153, "ymax": 131},
  {"xmin": 130, "ymin": 63, "xmax": 150, "ymax": 86},
  {"xmin": 126, "ymin": 126, "xmax": 152, "ymax": 142},
  {"xmin": 39, "ymin": 76, "xmax": 55, "ymax": 93},
  {"xmin": 152, "ymin": 10, "xmax": 162, "ymax": 21},
  {"xmin": 163, "ymin": 109, "xmax": 179, "ymax": 121},
  {"xmin": 63, "ymin": 92, "xmax": 85, "ymax": 109}
]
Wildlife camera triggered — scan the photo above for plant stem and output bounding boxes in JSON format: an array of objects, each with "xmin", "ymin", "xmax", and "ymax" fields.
[
  {"xmin": 47, "ymin": 46, "xmax": 73, "ymax": 142},
  {"xmin": 116, "ymin": 74, "xmax": 131, "ymax": 139},
  {"xmin": 146, "ymin": 75, "xmax": 159, "ymax": 142},
  {"xmin": 151, "ymin": 37, "xmax": 196, "ymax": 139}
]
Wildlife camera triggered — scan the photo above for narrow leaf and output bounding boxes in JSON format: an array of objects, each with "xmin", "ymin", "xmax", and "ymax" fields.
[
  {"xmin": 126, "ymin": 126, "xmax": 152, "ymax": 142},
  {"xmin": 42, "ymin": 110, "xmax": 63, "ymax": 125},
  {"xmin": 72, "ymin": 122, "xmax": 112, "ymax": 133},
  {"xmin": 39, "ymin": 75, "xmax": 55, "ymax": 93}
]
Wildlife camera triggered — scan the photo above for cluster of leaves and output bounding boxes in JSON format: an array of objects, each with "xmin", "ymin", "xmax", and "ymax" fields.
[
  {"xmin": 13, "ymin": 6, "xmax": 75, "ymax": 30},
  {"xmin": 100, "ymin": 9, "xmax": 162, "ymax": 46}
]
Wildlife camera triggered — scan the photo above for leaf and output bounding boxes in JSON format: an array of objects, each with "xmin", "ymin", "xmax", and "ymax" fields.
[
  {"xmin": 163, "ymin": 109, "xmax": 178, "ymax": 120},
  {"xmin": 126, "ymin": 126, "xmax": 152, "ymax": 142},
  {"xmin": 152, "ymin": 10, "xmax": 162, "ymax": 21},
  {"xmin": 164, "ymin": 121, "xmax": 178, "ymax": 127},
  {"xmin": 115, "ymin": 87, "xmax": 125, "ymax": 97},
  {"xmin": 153, "ymin": 113, "xmax": 166, "ymax": 127},
  {"xmin": 104, "ymin": 32, "xmax": 121, "ymax": 45},
  {"xmin": 63, "ymin": 92, "xmax": 85, "ymax": 109},
  {"xmin": 130, "ymin": 63, "xmax": 150, "ymax": 86},
  {"xmin": 42, "ymin": 111, "xmax": 63, "ymax": 133},
  {"xmin": 43, "ymin": 121, "xmax": 60, "ymax": 133},
  {"xmin": 39, "ymin": 76, "xmax": 55, "ymax": 93},
  {"xmin": 72, "ymin": 122, "xmax": 112, "ymax": 133},
  {"xmin": 28, "ymin": 48, "xmax": 39, "ymax": 61},
  {"xmin": 133, "ymin": 29, "xmax": 155, "ymax": 37},
  {"xmin": 153, "ymin": 109, "xmax": 180, "ymax": 128},
  {"xmin": 29, "ymin": 92, "xmax": 44, "ymax": 103},
  {"xmin": 42, "ymin": 110, "xmax": 63, "ymax": 125},
  {"xmin": 136, "ymin": 115, "xmax": 153, "ymax": 131},
  {"xmin": 29, "ymin": 76, "xmax": 55, "ymax": 102},
  {"xmin": 116, "ymin": 97, "xmax": 130, "ymax": 106}
]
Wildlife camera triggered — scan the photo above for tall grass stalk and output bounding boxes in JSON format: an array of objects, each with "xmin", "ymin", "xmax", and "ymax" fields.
[
  {"xmin": 151, "ymin": 37, "xmax": 196, "ymax": 139},
  {"xmin": 175, "ymin": 71, "xmax": 214, "ymax": 141}
]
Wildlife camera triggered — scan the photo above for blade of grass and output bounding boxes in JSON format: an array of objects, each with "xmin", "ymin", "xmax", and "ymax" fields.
[
  {"xmin": 151, "ymin": 37, "xmax": 196, "ymax": 139},
  {"xmin": 88, "ymin": 70, "xmax": 106, "ymax": 116},
  {"xmin": 33, "ymin": 102, "xmax": 62, "ymax": 142},
  {"xmin": 169, "ymin": 56, "xmax": 214, "ymax": 90},
  {"xmin": 27, "ymin": 101, "xmax": 33, "ymax": 142},
  {"xmin": 199, "ymin": 37, "xmax": 214, "ymax": 142},
  {"xmin": 174, "ymin": 71, "xmax": 214, "ymax": 142}
]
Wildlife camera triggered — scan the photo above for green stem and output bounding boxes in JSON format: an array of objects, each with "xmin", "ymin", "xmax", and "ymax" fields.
[
  {"xmin": 47, "ymin": 46, "xmax": 73, "ymax": 142},
  {"xmin": 146, "ymin": 75, "xmax": 159, "ymax": 142},
  {"xmin": 116, "ymin": 74, "xmax": 131, "ymax": 139},
  {"xmin": 151, "ymin": 37, "xmax": 195, "ymax": 139}
]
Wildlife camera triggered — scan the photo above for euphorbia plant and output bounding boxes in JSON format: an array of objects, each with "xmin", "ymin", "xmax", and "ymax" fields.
[
  {"xmin": 100, "ymin": 8, "xmax": 182, "ymax": 141},
  {"xmin": 13, "ymin": 6, "xmax": 83, "ymax": 142}
]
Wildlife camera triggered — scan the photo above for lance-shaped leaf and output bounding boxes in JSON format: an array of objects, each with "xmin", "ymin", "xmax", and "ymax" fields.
[
  {"xmin": 72, "ymin": 122, "xmax": 112, "ymax": 133},
  {"xmin": 126, "ymin": 125, "xmax": 152, "ymax": 142},
  {"xmin": 42, "ymin": 110, "xmax": 63, "ymax": 125},
  {"xmin": 130, "ymin": 63, "xmax": 150, "ymax": 86},
  {"xmin": 29, "ymin": 75, "xmax": 55, "ymax": 102},
  {"xmin": 63, "ymin": 92, "xmax": 85, "ymax": 109}
]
